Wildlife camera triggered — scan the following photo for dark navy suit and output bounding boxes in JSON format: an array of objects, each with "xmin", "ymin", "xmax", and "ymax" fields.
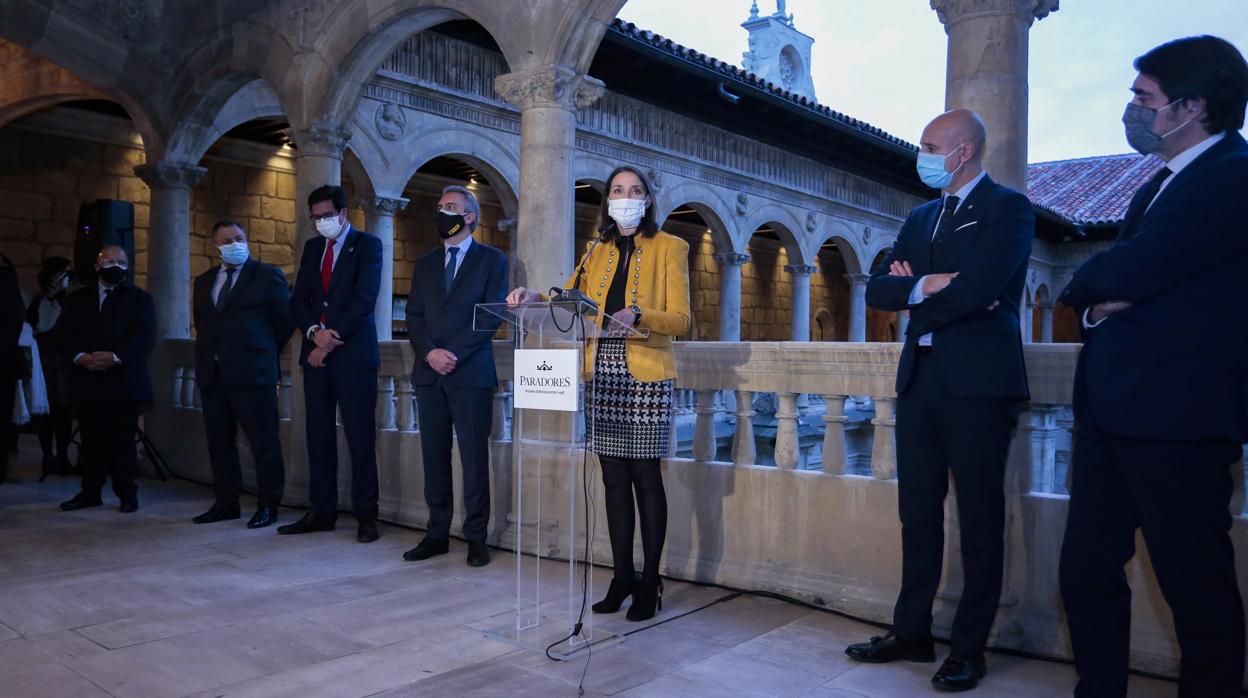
[
  {"xmin": 193, "ymin": 259, "xmax": 295, "ymax": 507},
  {"xmin": 406, "ymin": 238, "xmax": 507, "ymax": 542},
  {"xmin": 866, "ymin": 174, "xmax": 1033, "ymax": 658},
  {"xmin": 1059, "ymin": 133, "xmax": 1248, "ymax": 697},
  {"xmin": 292, "ymin": 227, "xmax": 383, "ymax": 522}
]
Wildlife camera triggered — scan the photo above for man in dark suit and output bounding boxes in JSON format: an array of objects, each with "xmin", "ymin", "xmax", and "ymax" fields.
[
  {"xmin": 57, "ymin": 245, "xmax": 155, "ymax": 513},
  {"xmin": 845, "ymin": 109, "xmax": 1033, "ymax": 691},
  {"xmin": 0, "ymin": 254, "xmax": 23, "ymax": 483},
  {"xmin": 279, "ymin": 185, "xmax": 383, "ymax": 543},
  {"xmin": 1058, "ymin": 36, "xmax": 1248, "ymax": 698},
  {"xmin": 191, "ymin": 221, "xmax": 295, "ymax": 528},
  {"xmin": 402, "ymin": 184, "xmax": 507, "ymax": 567}
]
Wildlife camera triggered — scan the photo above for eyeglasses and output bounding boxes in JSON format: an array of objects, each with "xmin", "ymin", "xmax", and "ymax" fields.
[{"xmin": 310, "ymin": 211, "xmax": 341, "ymax": 222}]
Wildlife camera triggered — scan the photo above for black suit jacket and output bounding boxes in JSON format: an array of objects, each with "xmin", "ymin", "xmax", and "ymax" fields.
[
  {"xmin": 193, "ymin": 259, "xmax": 295, "ymax": 389},
  {"xmin": 866, "ymin": 174, "xmax": 1033, "ymax": 399},
  {"xmin": 291, "ymin": 227, "xmax": 383, "ymax": 371},
  {"xmin": 406, "ymin": 240, "xmax": 508, "ymax": 389},
  {"xmin": 1061, "ymin": 132, "xmax": 1248, "ymax": 442},
  {"xmin": 58, "ymin": 283, "xmax": 155, "ymax": 405}
]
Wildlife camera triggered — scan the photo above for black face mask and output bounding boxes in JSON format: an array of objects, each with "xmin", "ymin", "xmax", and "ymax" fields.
[
  {"xmin": 436, "ymin": 210, "xmax": 468, "ymax": 240},
  {"xmin": 98, "ymin": 266, "xmax": 128, "ymax": 285}
]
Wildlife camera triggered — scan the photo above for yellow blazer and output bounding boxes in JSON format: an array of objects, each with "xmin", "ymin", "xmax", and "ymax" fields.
[{"xmin": 546, "ymin": 231, "xmax": 691, "ymax": 382}]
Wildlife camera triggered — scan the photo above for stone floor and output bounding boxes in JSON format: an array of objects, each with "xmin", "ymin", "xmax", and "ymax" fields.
[{"xmin": 0, "ymin": 445, "xmax": 1181, "ymax": 698}]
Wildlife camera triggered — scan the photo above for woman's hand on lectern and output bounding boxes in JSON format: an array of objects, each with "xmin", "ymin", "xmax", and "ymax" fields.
[{"xmin": 507, "ymin": 287, "xmax": 541, "ymax": 307}]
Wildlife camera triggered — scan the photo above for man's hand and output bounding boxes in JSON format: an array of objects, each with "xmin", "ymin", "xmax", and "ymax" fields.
[
  {"xmin": 426, "ymin": 348, "xmax": 458, "ymax": 375},
  {"xmin": 308, "ymin": 346, "xmax": 329, "ymax": 368},
  {"xmin": 507, "ymin": 287, "xmax": 541, "ymax": 307},
  {"xmin": 1089, "ymin": 300, "xmax": 1132, "ymax": 323},
  {"xmin": 78, "ymin": 352, "xmax": 117, "ymax": 371},
  {"xmin": 922, "ymin": 272, "xmax": 959, "ymax": 295},
  {"xmin": 313, "ymin": 328, "xmax": 343, "ymax": 351},
  {"xmin": 889, "ymin": 261, "xmax": 915, "ymax": 277}
]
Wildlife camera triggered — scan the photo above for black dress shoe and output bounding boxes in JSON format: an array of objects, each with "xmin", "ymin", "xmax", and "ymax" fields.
[
  {"xmin": 403, "ymin": 537, "xmax": 449, "ymax": 561},
  {"xmin": 247, "ymin": 504, "xmax": 279, "ymax": 529},
  {"xmin": 466, "ymin": 541, "xmax": 490, "ymax": 567},
  {"xmin": 59, "ymin": 492, "xmax": 102, "ymax": 511},
  {"xmin": 357, "ymin": 520, "xmax": 380, "ymax": 543},
  {"xmin": 119, "ymin": 500, "xmax": 139, "ymax": 513},
  {"xmin": 845, "ymin": 632, "xmax": 937, "ymax": 663},
  {"xmin": 276, "ymin": 512, "xmax": 336, "ymax": 535},
  {"xmin": 193, "ymin": 502, "xmax": 241, "ymax": 524},
  {"xmin": 626, "ymin": 578, "xmax": 663, "ymax": 622},
  {"xmin": 592, "ymin": 575, "xmax": 637, "ymax": 614},
  {"xmin": 931, "ymin": 655, "xmax": 986, "ymax": 691}
]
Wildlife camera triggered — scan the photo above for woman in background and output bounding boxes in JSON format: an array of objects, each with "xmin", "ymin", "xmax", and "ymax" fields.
[{"xmin": 26, "ymin": 257, "xmax": 75, "ymax": 475}]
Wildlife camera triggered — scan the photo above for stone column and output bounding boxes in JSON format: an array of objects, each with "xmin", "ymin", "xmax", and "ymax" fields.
[
  {"xmin": 363, "ymin": 196, "xmax": 409, "ymax": 341},
  {"xmin": 715, "ymin": 252, "xmax": 749, "ymax": 341},
  {"xmin": 290, "ymin": 126, "xmax": 350, "ymax": 257},
  {"xmin": 932, "ymin": 0, "xmax": 1059, "ymax": 191},
  {"xmin": 786, "ymin": 264, "xmax": 815, "ymax": 342},
  {"xmin": 1021, "ymin": 297, "xmax": 1034, "ymax": 343},
  {"xmin": 134, "ymin": 162, "xmax": 208, "ymax": 339},
  {"xmin": 846, "ymin": 273, "xmax": 869, "ymax": 342},
  {"xmin": 1038, "ymin": 302, "xmax": 1054, "ymax": 343},
  {"xmin": 496, "ymin": 66, "xmax": 605, "ymax": 291}
]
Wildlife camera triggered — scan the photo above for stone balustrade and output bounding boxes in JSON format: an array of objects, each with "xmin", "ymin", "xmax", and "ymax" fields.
[{"xmin": 157, "ymin": 338, "xmax": 1247, "ymax": 686}]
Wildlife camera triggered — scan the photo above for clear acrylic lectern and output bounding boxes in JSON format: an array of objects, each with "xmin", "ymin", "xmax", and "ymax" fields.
[{"xmin": 474, "ymin": 299, "xmax": 647, "ymax": 659}]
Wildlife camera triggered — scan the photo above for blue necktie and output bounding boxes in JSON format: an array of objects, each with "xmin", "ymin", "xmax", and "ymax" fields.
[{"xmin": 444, "ymin": 246, "xmax": 458, "ymax": 291}]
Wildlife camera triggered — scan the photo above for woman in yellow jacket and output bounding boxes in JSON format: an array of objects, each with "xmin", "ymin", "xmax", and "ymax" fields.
[{"xmin": 507, "ymin": 166, "xmax": 690, "ymax": 621}]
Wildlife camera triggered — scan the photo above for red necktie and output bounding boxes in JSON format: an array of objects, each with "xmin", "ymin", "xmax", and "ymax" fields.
[{"xmin": 319, "ymin": 239, "xmax": 336, "ymax": 323}]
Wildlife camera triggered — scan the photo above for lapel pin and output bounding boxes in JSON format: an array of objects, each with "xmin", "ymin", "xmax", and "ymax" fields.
[{"xmin": 348, "ymin": 247, "xmax": 355, "ymax": 253}]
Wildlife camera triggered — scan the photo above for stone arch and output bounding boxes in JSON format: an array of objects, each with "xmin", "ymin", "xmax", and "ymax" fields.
[
  {"xmin": 310, "ymin": 1, "xmax": 628, "ymax": 130},
  {"xmin": 741, "ymin": 204, "xmax": 808, "ymax": 265},
  {"xmin": 813, "ymin": 308, "xmax": 838, "ymax": 342},
  {"xmin": 654, "ymin": 181, "xmax": 739, "ymax": 255},
  {"xmin": 812, "ymin": 219, "xmax": 865, "ymax": 276},
  {"xmin": 164, "ymin": 77, "xmax": 286, "ymax": 165},
  {"xmin": 357, "ymin": 124, "xmax": 519, "ymax": 219},
  {"xmin": 0, "ymin": 40, "xmax": 157, "ymax": 149}
]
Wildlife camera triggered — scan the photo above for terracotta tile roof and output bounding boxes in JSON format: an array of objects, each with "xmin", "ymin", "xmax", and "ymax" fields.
[
  {"xmin": 1027, "ymin": 153, "xmax": 1164, "ymax": 226},
  {"xmin": 609, "ymin": 19, "xmax": 918, "ymax": 152}
]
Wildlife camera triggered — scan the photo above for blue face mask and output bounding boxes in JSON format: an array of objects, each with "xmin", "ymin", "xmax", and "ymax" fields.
[
  {"xmin": 218, "ymin": 241, "xmax": 250, "ymax": 266},
  {"xmin": 915, "ymin": 144, "xmax": 966, "ymax": 190}
]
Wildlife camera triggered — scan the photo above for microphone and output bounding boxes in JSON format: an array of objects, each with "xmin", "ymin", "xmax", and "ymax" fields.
[{"xmin": 551, "ymin": 225, "xmax": 610, "ymax": 311}]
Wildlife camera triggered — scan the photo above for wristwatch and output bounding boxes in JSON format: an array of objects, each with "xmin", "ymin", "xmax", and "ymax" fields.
[{"xmin": 629, "ymin": 304, "xmax": 642, "ymax": 327}]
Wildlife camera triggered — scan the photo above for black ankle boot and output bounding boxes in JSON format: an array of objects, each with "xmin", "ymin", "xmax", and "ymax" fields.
[
  {"xmin": 592, "ymin": 575, "xmax": 636, "ymax": 614},
  {"xmin": 626, "ymin": 578, "xmax": 663, "ymax": 621}
]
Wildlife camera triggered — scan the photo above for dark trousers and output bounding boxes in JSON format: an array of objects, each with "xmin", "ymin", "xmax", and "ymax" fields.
[
  {"xmin": 202, "ymin": 381, "xmax": 285, "ymax": 506},
  {"xmin": 415, "ymin": 383, "xmax": 493, "ymax": 541},
  {"xmin": 303, "ymin": 366, "xmax": 378, "ymax": 522},
  {"xmin": 78, "ymin": 401, "xmax": 139, "ymax": 502},
  {"xmin": 1060, "ymin": 418, "xmax": 1244, "ymax": 697},
  {"xmin": 892, "ymin": 351, "xmax": 1018, "ymax": 657}
]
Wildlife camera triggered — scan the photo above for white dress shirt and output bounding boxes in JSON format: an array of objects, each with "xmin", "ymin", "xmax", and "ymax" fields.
[
  {"xmin": 1082, "ymin": 132, "xmax": 1225, "ymax": 329},
  {"xmin": 444, "ymin": 234, "xmax": 474, "ymax": 281},
  {"xmin": 907, "ymin": 171, "xmax": 989, "ymax": 346}
]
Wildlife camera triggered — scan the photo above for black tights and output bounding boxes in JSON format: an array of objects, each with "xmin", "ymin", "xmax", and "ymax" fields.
[{"xmin": 599, "ymin": 456, "xmax": 667, "ymax": 585}]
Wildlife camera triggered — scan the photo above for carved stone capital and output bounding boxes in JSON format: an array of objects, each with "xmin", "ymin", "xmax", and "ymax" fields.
[
  {"xmin": 495, "ymin": 66, "xmax": 606, "ymax": 112},
  {"xmin": 133, "ymin": 163, "xmax": 207, "ymax": 190},
  {"xmin": 845, "ymin": 273, "xmax": 870, "ymax": 286},
  {"xmin": 290, "ymin": 126, "xmax": 351, "ymax": 159},
  {"xmin": 363, "ymin": 196, "xmax": 409, "ymax": 216},
  {"xmin": 930, "ymin": 0, "xmax": 1059, "ymax": 27},
  {"xmin": 785, "ymin": 264, "xmax": 817, "ymax": 277},
  {"xmin": 714, "ymin": 252, "xmax": 751, "ymax": 267}
]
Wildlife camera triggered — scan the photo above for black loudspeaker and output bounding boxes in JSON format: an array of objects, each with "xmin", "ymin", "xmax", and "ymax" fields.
[{"xmin": 74, "ymin": 199, "xmax": 135, "ymax": 286}]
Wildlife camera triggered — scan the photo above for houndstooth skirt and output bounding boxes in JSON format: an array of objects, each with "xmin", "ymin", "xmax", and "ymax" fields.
[{"xmin": 585, "ymin": 338, "xmax": 673, "ymax": 459}]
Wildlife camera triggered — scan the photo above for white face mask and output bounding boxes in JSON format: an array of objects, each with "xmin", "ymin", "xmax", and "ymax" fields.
[
  {"xmin": 608, "ymin": 198, "xmax": 647, "ymax": 230},
  {"xmin": 315, "ymin": 215, "xmax": 344, "ymax": 240}
]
